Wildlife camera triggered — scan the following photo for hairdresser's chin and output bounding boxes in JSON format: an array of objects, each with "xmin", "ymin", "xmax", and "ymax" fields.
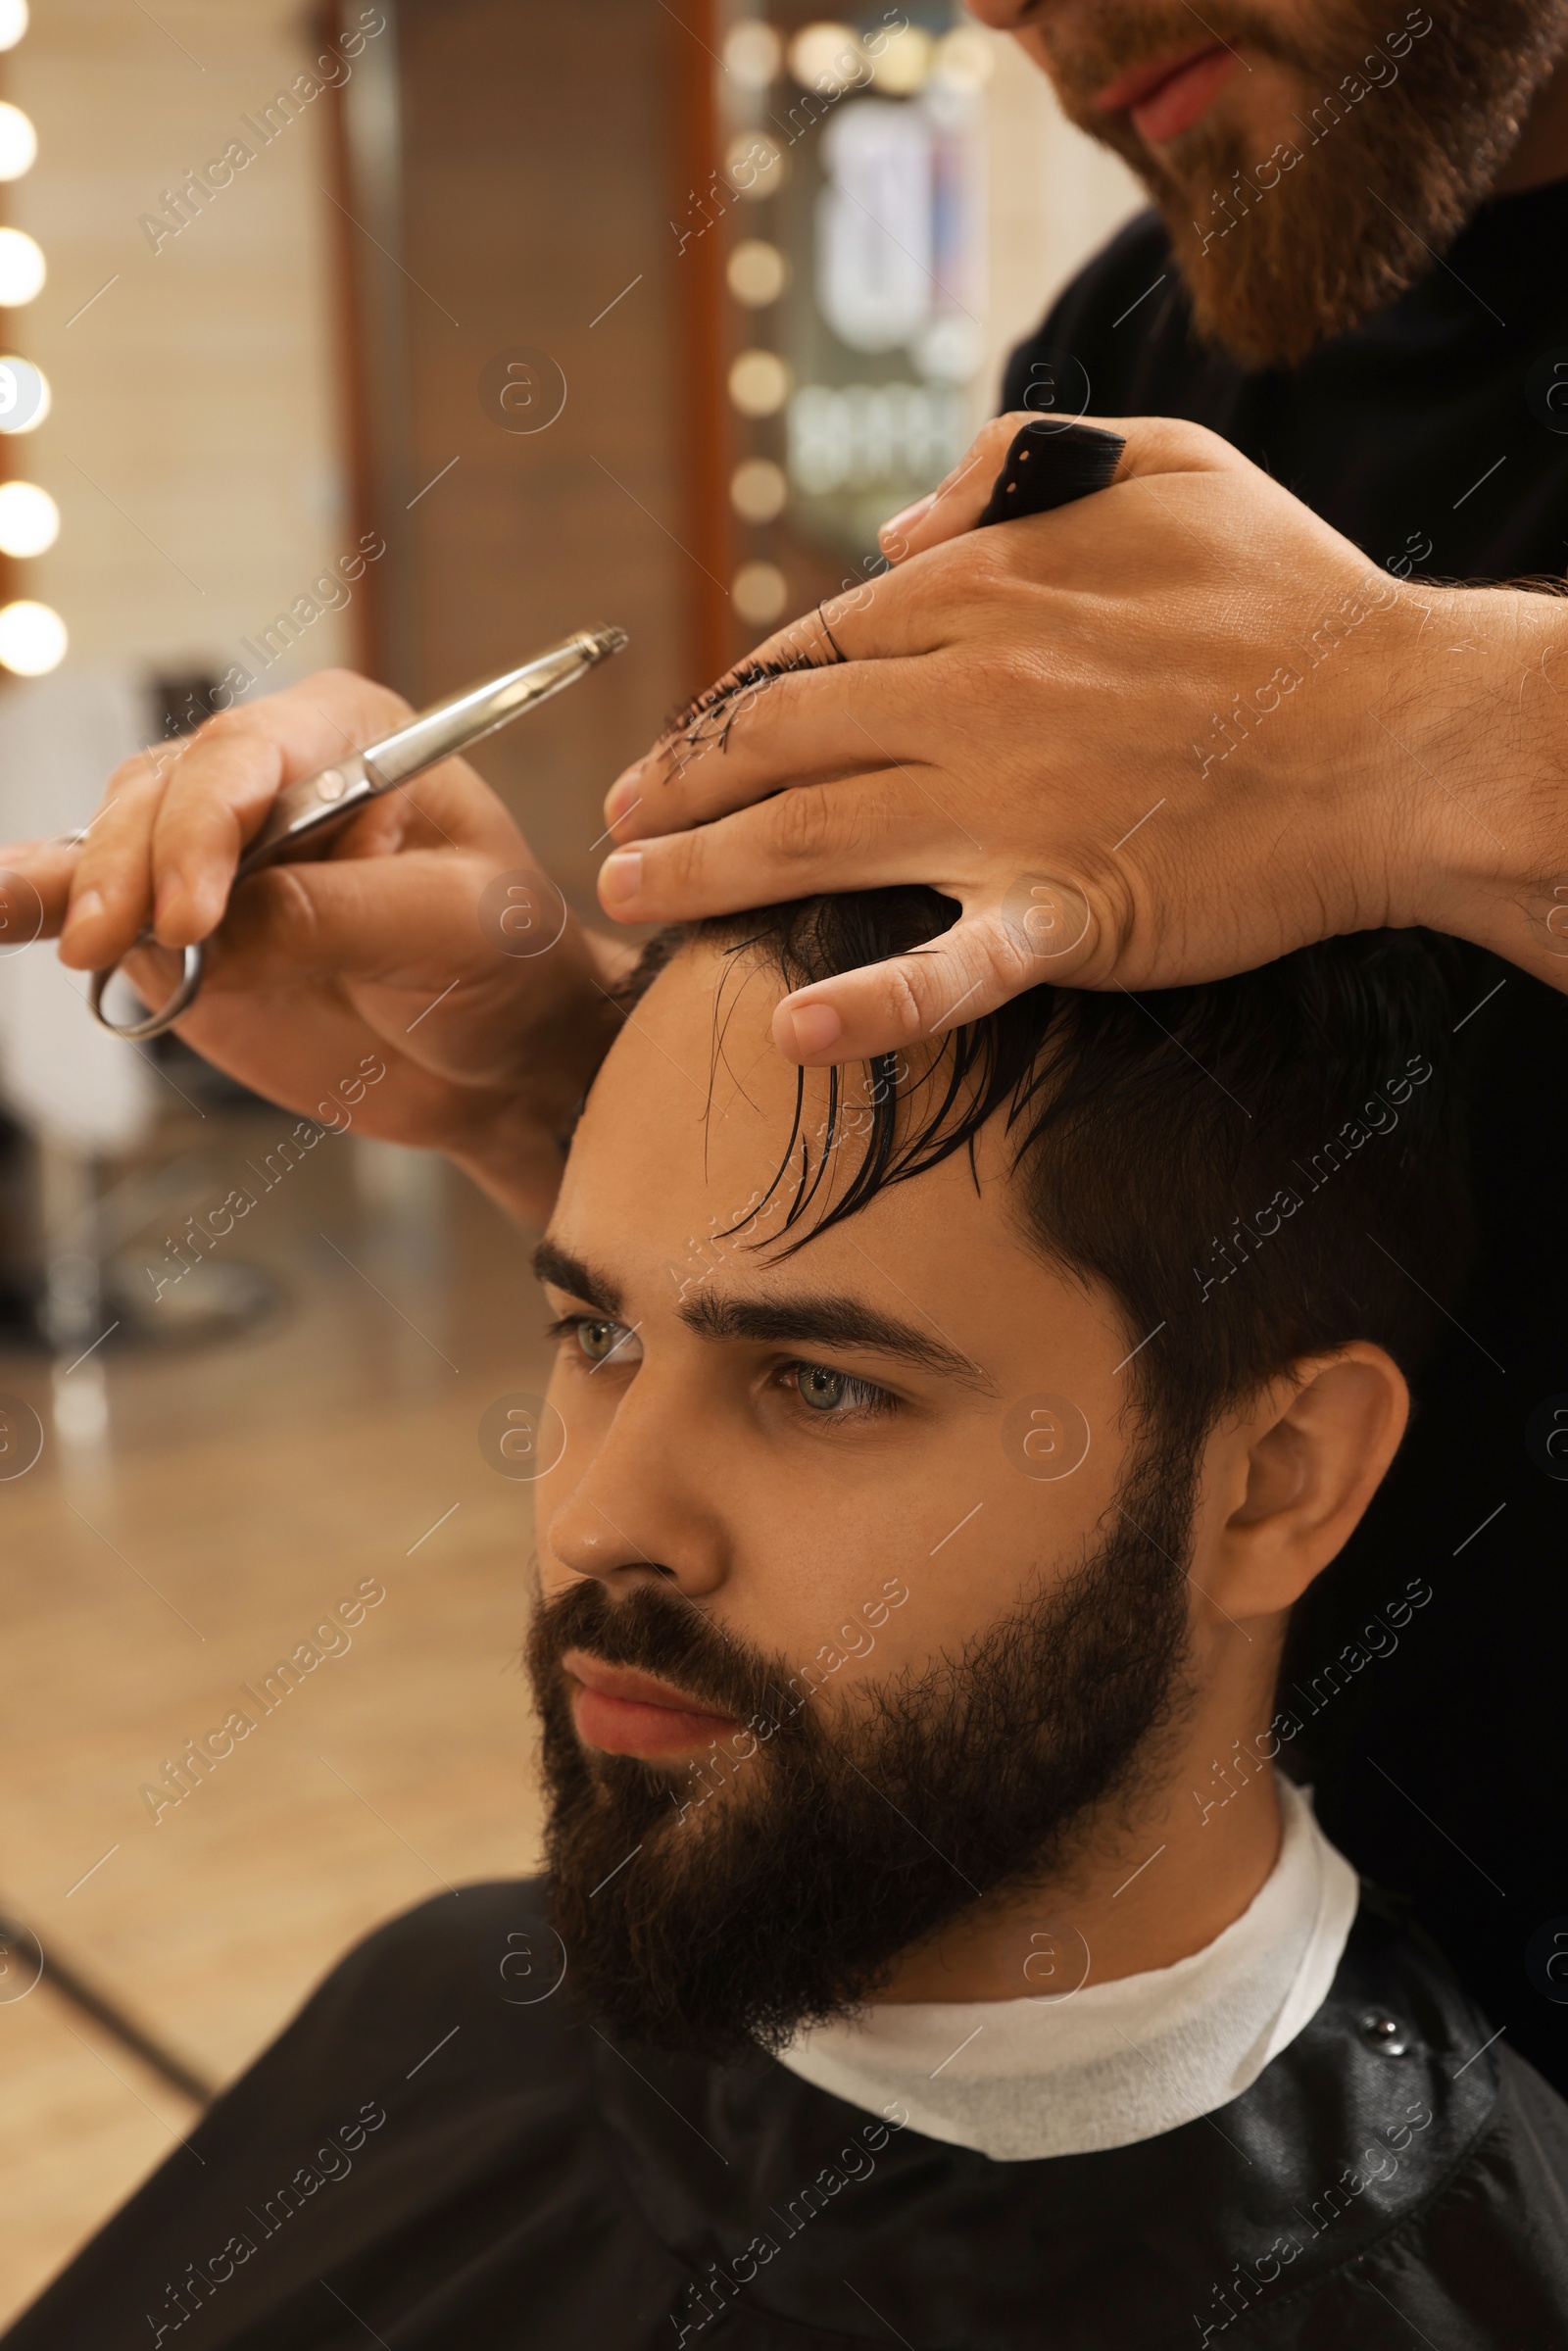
[{"xmin": 973, "ymin": 0, "xmax": 1565, "ymax": 366}]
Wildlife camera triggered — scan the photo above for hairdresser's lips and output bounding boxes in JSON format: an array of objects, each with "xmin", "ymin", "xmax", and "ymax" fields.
[
  {"xmin": 1095, "ymin": 41, "xmax": 1240, "ymax": 143},
  {"xmin": 563, "ymin": 1649, "xmax": 742, "ymax": 1759}
]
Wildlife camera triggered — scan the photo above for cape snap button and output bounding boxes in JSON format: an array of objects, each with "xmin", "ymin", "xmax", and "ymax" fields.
[{"xmin": 1358, "ymin": 2012, "xmax": 1409, "ymax": 2055}]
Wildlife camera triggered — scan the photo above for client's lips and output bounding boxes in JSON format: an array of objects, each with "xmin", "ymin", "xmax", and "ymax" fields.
[
  {"xmin": 1095, "ymin": 41, "xmax": 1239, "ymax": 144},
  {"xmin": 563, "ymin": 1648, "xmax": 741, "ymax": 1760}
]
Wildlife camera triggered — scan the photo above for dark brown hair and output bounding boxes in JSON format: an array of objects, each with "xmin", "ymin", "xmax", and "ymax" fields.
[{"xmin": 627, "ymin": 891, "xmax": 1471, "ymax": 1452}]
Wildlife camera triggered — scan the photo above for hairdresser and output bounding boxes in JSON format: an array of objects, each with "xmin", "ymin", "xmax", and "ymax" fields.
[
  {"xmin": 593, "ymin": 2, "xmax": 1568, "ymax": 1056},
  {"xmin": 5, "ymin": 0, "xmax": 1568, "ymax": 2080}
]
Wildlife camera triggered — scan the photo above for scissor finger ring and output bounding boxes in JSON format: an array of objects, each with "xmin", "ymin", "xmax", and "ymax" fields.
[{"xmin": 88, "ymin": 938, "xmax": 205, "ymax": 1040}]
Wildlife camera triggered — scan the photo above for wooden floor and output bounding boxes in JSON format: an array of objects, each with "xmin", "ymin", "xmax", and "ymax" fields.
[{"xmin": 0, "ymin": 1103, "xmax": 555, "ymax": 2325}]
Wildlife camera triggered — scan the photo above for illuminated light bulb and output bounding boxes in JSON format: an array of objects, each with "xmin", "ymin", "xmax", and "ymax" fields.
[
  {"xmin": 934, "ymin": 27, "xmax": 996, "ymax": 92},
  {"xmin": 732, "ymin": 562, "xmax": 788, "ymax": 627},
  {"xmin": 725, "ymin": 130, "xmax": 785, "ymax": 199},
  {"xmin": 0, "ymin": 354, "xmax": 48, "ymax": 431},
  {"xmin": 787, "ymin": 24, "xmax": 861, "ymax": 93},
  {"xmin": 0, "ymin": 102, "xmax": 35, "ymax": 179},
  {"xmin": 730, "ymin": 458, "xmax": 787, "ymax": 524},
  {"xmin": 723, "ymin": 23, "xmax": 781, "ymax": 89},
  {"xmin": 727, "ymin": 239, "xmax": 788, "ymax": 308},
  {"xmin": 0, "ymin": 227, "xmax": 45, "ymax": 307},
  {"xmin": 0, "ymin": 0, "xmax": 28, "ymax": 54},
  {"xmin": 0, "ymin": 479, "xmax": 58, "ymax": 555},
  {"xmin": 870, "ymin": 25, "xmax": 934, "ymax": 94},
  {"xmin": 0, "ymin": 599, "xmax": 67, "ymax": 675},
  {"xmin": 728, "ymin": 349, "xmax": 791, "ymax": 418}
]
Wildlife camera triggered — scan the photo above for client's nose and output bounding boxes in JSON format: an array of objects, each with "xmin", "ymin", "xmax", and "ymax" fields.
[{"xmin": 543, "ymin": 1382, "xmax": 732, "ymax": 1601}]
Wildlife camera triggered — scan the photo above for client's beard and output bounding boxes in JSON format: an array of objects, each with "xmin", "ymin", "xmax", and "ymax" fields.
[
  {"xmin": 1041, "ymin": 0, "xmax": 1568, "ymax": 367},
  {"xmin": 525, "ymin": 1441, "xmax": 1197, "ymax": 2058}
]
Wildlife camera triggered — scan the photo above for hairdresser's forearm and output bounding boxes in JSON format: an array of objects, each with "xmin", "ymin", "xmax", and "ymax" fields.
[{"xmin": 1406, "ymin": 583, "xmax": 1568, "ymax": 987}]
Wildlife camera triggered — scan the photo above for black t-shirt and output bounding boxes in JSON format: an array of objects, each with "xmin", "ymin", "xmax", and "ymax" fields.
[{"xmin": 1002, "ymin": 180, "xmax": 1568, "ymax": 2097}]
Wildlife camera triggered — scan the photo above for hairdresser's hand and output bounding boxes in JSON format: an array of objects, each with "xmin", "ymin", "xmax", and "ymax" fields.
[
  {"xmin": 597, "ymin": 413, "xmax": 1568, "ymax": 1064},
  {"xmin": 2, "ymin": 670, "xmax": 632, "ymax": 1220}
]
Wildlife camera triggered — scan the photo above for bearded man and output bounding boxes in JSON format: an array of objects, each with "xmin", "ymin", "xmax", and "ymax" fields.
[
  {"xmin": 8, "ymin": 894, "xmax": 1568, "ymax": 2347},
  {"xmin": 5, "ymin": 2, "xmax": 1568, "ymax": 2330}
]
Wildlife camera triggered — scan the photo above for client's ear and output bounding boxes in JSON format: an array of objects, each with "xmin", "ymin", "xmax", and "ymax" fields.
[{"xmin": 1200, "ymin": 1347, "xmax": 1409, "ymax": 1620}]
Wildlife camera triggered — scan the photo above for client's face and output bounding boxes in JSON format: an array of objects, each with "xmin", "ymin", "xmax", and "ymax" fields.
[{"xmin": 528, "ymin": 945, "xmax": 1197, "ymax": 2053}]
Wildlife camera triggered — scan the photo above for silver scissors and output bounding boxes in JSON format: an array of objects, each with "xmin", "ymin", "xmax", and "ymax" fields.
[{"xmin": 88, "ymin": 624, "xmax": 627, "ymax": 1040}]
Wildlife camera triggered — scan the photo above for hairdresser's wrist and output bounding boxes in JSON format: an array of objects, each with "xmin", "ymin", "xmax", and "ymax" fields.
[
  {"xmin": 447, "ymin": 1063, "xmax": 590, "ymax": 1226},
  {"xmin": 445, "ymin": 925, "xmax": 636, "ymax": 1225},
  {"xmin": 1397, "ymin": 583, "xmax": 1568, "ymax": 987},
  {"xmin": 448, "ymin": 1109, "xmax": 573, "ymax": 1228}
]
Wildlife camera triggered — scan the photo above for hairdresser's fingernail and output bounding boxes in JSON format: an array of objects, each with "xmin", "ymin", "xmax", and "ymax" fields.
[
  {"xmin": 780, "ymin": 1001, "xmax": 842, "ymax": 1057},
  {"xmin": 880, "ymin": 492, "xmax": 934, "ymax": 546},
  {"xmin": 599, "ymin": 849, "xmax": 643, "ymax": 906}
]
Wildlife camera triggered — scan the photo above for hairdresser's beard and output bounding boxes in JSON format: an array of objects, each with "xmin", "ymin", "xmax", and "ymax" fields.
[
  {"xmin": 1040, "ymin": 0, "xmax": 1568, "ymax": 368},
  {"xmin": 525, "ymin": 1445, "xmax": 1197, "ymax": 2059}
]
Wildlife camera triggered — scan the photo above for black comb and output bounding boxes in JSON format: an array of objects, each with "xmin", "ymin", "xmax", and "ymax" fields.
[{"xmin": 975, "ymin": 417, "xmax": 1126, "ymax": 529}]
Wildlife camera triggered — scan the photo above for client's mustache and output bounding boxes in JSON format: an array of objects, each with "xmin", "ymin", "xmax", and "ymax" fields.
[{"xmin": 525, "ymin": 1577, "xmax": 813, "ymax": 1746}]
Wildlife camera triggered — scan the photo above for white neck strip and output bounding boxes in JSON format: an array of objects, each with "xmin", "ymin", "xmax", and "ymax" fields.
[{"xmin": 775, "ymin": 1775, "xmax": 1358, "ymax": 2161}]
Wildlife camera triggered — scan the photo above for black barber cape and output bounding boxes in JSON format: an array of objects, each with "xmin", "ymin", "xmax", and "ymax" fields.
[
  {"xmin": 7, "ymin": 1880, "xmax": 1568, "ymax": 2350},
  {"xmin": 1002, "ymin": 177, "xmax": 1568, "ymax": 2101}
]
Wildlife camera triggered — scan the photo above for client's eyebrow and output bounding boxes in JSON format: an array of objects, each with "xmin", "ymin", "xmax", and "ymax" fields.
[
  {"xmin": 532, "ymin": 1239, "xmax": 622, "ymax": 1317},
  {"xmin": 681, "ymin": 1288, "xmax": 994, "ymax": 1394},
  {"xmin": 534, "ymin": 1241, "xmax": 991, "ymax": 1394}
]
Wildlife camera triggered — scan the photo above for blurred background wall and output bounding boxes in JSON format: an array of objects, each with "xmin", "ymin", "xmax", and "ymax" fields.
[{"xmin": 0, "ymin": 0, "xmax": 1139, "ymax": 2320}]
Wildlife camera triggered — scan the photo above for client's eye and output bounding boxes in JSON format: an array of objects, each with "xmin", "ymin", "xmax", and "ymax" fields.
[
  {"xmin": 576, "ymin": 1317, "xmax": 633, "ymax": 1367},
  {"xmin": 546, "ymin": 1312, "xmax": 641, "ymax": 1370},
  {"xmin": 789, "ymin": 1362, "xmax": 892, "ymax": 1418}
]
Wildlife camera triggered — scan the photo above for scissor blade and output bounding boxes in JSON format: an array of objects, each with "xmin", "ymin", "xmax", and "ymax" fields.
[
  {"xmin": 363, "ymin": 626, "xmax": 627, "ymax": 788},
  {"xmin": 232, "ymin": 625, "xmax": 628, "ymax": 880}
]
